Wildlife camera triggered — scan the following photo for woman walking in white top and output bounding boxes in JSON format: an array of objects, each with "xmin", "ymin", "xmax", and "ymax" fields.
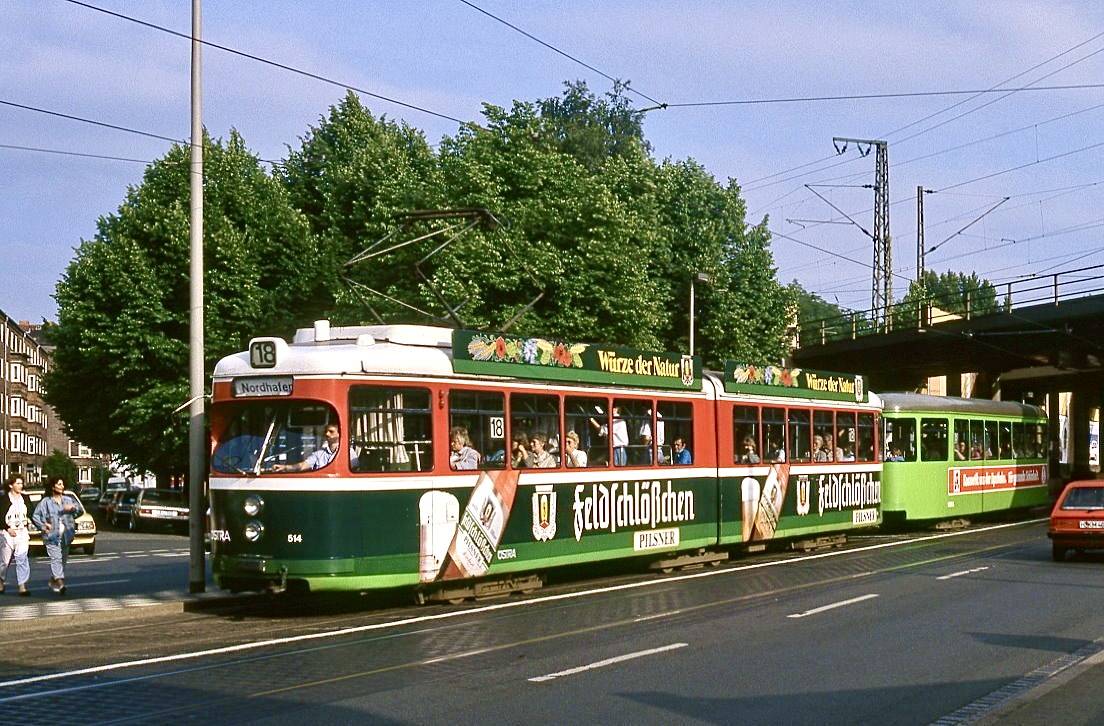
[{"xmin": 0, "ymin": 474, "xmax": 33, "ymax": 596}]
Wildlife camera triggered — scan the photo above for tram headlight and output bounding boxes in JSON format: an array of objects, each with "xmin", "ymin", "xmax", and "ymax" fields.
[
  {"xmin": 243, "ymin": 494, "xmax": 265, "ymax": 516},
  {"xmin": 243, "ymin": 520, "xmax": 265, "ymax": 543}
]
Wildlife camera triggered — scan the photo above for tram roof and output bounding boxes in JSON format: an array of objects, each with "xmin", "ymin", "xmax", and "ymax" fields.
[
  {"xmin": 213, "ymin": 323, "xmax": 457, "ymax": 379},
  {"xmin": 215, "ymin": 321, "xmax": 876, "ymax": 405},
  {"xmin": 879, "ymin": 392, "xmax": 1046, "ymax": 418}
]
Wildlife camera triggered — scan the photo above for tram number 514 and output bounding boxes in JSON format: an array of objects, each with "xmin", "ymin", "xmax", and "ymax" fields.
[{"xmin": 287, "ymin": 533, "xmax": 303, "ymax": 543}]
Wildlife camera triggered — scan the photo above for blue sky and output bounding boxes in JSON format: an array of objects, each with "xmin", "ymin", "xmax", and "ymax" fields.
[{"xmin": 4, "ymin": 1, "xmax": 1104, "ymax": 324}]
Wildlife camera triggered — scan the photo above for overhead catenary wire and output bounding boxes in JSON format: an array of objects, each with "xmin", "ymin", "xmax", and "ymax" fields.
[{"xmin": 65, "ymin": 0, "xmax": 465, "ymax": 124}]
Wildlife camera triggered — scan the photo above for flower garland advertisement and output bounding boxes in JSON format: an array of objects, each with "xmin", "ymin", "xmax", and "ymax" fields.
[
  {"xmin": 452, "ymin": 330, "xmax": 701, "ymax": 390},
  {"xmin": 723, "ymin": 362, "xmax": 867, "ymax": 403}
]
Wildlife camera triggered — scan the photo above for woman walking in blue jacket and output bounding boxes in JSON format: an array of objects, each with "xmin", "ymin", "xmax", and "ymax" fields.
[{"xmin": 31, "ymin": 477, "xmax": 84, "ymax": 595}]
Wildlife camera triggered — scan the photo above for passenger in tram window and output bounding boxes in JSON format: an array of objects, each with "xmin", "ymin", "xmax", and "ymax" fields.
[
  {"xmin": 824, "ymin": 433, "xmax": 842, "ymax": 462},
  {"xmin": 887, "ymin": 448, "xmax": 905, "ymax": 462},
  {"xmin": 812, "ymin": 435, "xmax": 830, "ymax": 462},
  {"xmin": 448, "ymin": 426, "xmax": 481, "ymax": 471},
  {"xmin": 740, "ymin": 437, "xmax": 761, "ymax": 464},
  {"xmin": 766, "ymin": 439, "xmax": 786, "ymax": 463},
  {"xmin": 970, "ymin": 443, "xmax": 983, "ymax": 460},
  {"xmin": 640, "ymin": 411, "xmax": 665, "ymax": 464},
  {"xmin": 954, "ymin": 441, "xmax": 968, "ymax": 460},
  {"xmin": 511, "ymin": 432, "xmax": 529, "ymax": 468},
  {"xmin": 526, "ymin": 433, "xmax": 557, "ymax": 468},
  {"xmin": 563, "ymin": 430, "xmax": 588, "ymax": 468},
  {"xmin": 839, "ymin": 444, "xmax": 855, "ymax": 462},
  {"xmin": 272, "ymin": 424, "xmax": 358, "ymax": 472},
  {"xmin": 590, "ymin": 405, "xmax": 629, "ymax": 467},
  {"xmin": 672, "ymin": 437, "xmax": 692, "ymax": 465}
]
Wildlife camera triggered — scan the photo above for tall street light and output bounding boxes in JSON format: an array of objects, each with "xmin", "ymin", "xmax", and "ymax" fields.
[{"xmin": 689, "ymin": 272, "xmax": 712, "ymax": 357}]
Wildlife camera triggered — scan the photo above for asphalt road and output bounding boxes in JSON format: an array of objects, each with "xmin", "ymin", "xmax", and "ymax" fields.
[
  {"xmin": 17, "ymin": 529, "xmax": 195, "ymax": 600},
  {"xmin": 3, "ymin": 519, "xmax": 1103, "ymax": 725}
]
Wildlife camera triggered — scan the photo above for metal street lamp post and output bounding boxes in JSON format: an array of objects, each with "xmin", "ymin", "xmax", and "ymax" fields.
[{"xmin": 689, "ymin": 272, "xmax": 712, "ymax": 357}]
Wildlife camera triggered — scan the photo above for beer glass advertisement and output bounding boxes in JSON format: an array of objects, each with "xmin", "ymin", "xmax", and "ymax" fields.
[{"xmin": 736, "ymin": 465, "xmax": 881, "ymax": 543}]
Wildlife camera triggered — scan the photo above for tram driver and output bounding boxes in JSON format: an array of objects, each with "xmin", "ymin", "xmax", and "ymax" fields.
[{"xmin": 271, "ymin": 424, "xmax": 359, "ymax": 472}]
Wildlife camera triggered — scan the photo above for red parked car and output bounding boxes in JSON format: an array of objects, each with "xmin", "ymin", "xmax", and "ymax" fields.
[{"xmin": 1049, "ymin": 480, "xmax": 1104, "ymax": 561}]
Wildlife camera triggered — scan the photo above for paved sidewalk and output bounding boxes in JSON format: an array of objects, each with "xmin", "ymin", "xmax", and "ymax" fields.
[{"xmin": 0, "ymin": 588, "xmax": 229, "ymax": 622}]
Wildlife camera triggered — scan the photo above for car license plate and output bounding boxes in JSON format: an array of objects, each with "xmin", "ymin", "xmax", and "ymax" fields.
[{"xmin": 1079, "ymin": 520, "xmax": 1104, "ymax": 529}]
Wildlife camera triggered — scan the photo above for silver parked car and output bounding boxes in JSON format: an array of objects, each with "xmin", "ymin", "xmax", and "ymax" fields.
[{"xmin": 129, "ymin": 489, "xmax": 189, "ymax": 534}]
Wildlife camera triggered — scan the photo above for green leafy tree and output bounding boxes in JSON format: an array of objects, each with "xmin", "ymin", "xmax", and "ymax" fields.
[
  {"xmin": 47, "ymin": 131, "xmax": 319, "ymax": 481},
  {"xmin": 41, "ymin": 449, "xmax": 78, "ymax": 488},
  {"xmin": 284, "ymin": 83, "xmax": 793, "ymax": 365},
  {"xmin": 894, "ymin": 270, "xmax": 999, "ymax": 329},
  {"xmin": 277, "ymin": 92, "xmax": 443, "ymax": 323},
  {"xmin": 537, "ymin": 79, "xmax": 650, "ymax": 171},
  {"xmin": 789, "ymin": 282, "xmax": 858, "ymax": 346}
]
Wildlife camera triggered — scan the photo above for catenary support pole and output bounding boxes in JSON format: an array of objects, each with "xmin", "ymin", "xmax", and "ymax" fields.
[{"xmin": 188, "ymin": 0, "xmax": 206, "ymax": 594}]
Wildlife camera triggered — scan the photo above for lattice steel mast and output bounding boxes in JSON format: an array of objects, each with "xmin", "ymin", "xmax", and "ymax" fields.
[{"xmin": 833, "ymin": 137, "xmax": 890, "ymax": 330}]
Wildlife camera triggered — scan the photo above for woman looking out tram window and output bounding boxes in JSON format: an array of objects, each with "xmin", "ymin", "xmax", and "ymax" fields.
[{"xmin": 449, "ymin": 426, "xmax": 481, "ymax": 470}]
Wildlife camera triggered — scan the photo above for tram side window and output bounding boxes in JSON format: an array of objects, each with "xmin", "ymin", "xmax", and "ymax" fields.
[
  {"xmin": 1012, "ymin": 422, "xmax": 1024, "ymax": 459},
  {"xmin": 953, "ymin": 419, "xmax": 967, "ymax": 460},
  {"xmin": 813, "ymin": 410, "xmax": 835, "ymax": 462},
  {"xmin": 984, "ymin": 420, "xmax": 999, "ymax": 460},
  {"xmin": 1030, "ymin": 422, "xmax": 1047, "ymax": 458},
  {"xmin": 511, "ymin": 393, "xmax": 562, "ymax": 468},
  {"xmin": 856, "ymin": 412, "xmax": 876, "ymax": 462},
  {"xmin": 882, "ymin": 417, "xmax": 916, "ymax": 462},
  {"xmin": 733, "ymin": 405, "xmax": 761, "ymax": 464},
  {"xmin": 349, "ymin": 387, "xmax": 432, "ymax": 472},
  {"xmin": 836, "ymin": 411, "xmax": 857, "ymax": 461},
  {"xmin": 968, "ymin": 420, "xmax": 987, "ymax": 460},
  {"xmin": 568, "ymin": 396, "xmax": 606, "ymax": 467},
  {"xmin": 615, "ymin": 399, "xmax": 651, "ymax": 467},
  {"xmin": 449, "ymin": 390, "xmax": 505, "ymax": 469},
  {"xmin": 763, "ymin": 407, "xmax": 786, "ymax": 462},
  {"xmin": 633, "ymin": 402, "xmax": 664, "ymax": 465},
  {"xmin": 920, "ymin": 418, "xmax": 949, "ymax": 461},
  {"xmin": 658, "ymin": 401, "xmax": 692, "ymax": 465},
  {"xmin": 788, "ymin": 409, "xmax": 812, "ymax": 463},
  {"xmin": 998, "ymin": 421, "xmax": 1014, "ymax": 459}
]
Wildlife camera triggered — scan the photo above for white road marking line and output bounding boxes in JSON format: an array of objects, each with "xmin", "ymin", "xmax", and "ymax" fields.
[
  {"xmin": 633, "ymin": 610, "xmax": 681, "ymax": 623},
  {"xmin": 936, "ymin": 566, "xmax": 989, "ymax": 580},
  {"xmin": 529, "ymin": 643, "xmax": 688, "ymax": 683},
  {"xmin": 69, "ymin": 579, "xmax": 130, "ymax": 588},
  {"xmin": 787, "ymin": 593, "xmax": 879, "ymax": 619},
  {"xmin": 423, "ymin": 646, "xmax": 495, "ymax": 665},
  {"xmin": 0, "ymin": 518, "xmax": 1042, "ymax": 692}
]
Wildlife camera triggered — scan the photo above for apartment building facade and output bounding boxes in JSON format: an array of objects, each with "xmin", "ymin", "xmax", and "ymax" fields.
[{"xmin": 1, "ymin": 311, "xmax": 101, "ymax": 486}]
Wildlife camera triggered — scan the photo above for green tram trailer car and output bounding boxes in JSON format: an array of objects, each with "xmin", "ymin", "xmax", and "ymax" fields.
[
  {"xmin": 880, "ymin": 392, "xmax": 1049, "ymax": 526},
  {"xmin": 207, "ymin": 321, "xmax": 883, "ymax": 596}
]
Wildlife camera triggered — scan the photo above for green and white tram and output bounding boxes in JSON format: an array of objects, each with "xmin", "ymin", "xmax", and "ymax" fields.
[
  {"xmin": 207, "ymin": 321, "xmax": 884, "ymax": 595},
  {"xmin": 880, "ymin": 392, "xmax": 1049, "ymax": 525}
]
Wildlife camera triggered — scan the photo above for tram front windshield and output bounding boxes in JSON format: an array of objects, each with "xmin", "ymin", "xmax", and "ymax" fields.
[{"xmin": 211, "ymin": 402, "xmax": 337, "ymax": 475}]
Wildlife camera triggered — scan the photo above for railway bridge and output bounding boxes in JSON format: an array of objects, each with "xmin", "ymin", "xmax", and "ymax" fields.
[{"xmin": 791, "ymin": 265, "xmax": 1104, "ymax": 481}]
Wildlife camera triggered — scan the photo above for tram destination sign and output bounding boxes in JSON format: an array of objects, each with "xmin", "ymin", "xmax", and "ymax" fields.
[
  {"xmin": 723, "ymin": 362, "xmax": 867, "ymax": 403},
  {"xmin": 452, "ymin": 330, "xmax": 701, "ymax": 390},
  {"xmin": 232, "ymin": 376, "xmax": 294, "ymax": 397}
]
